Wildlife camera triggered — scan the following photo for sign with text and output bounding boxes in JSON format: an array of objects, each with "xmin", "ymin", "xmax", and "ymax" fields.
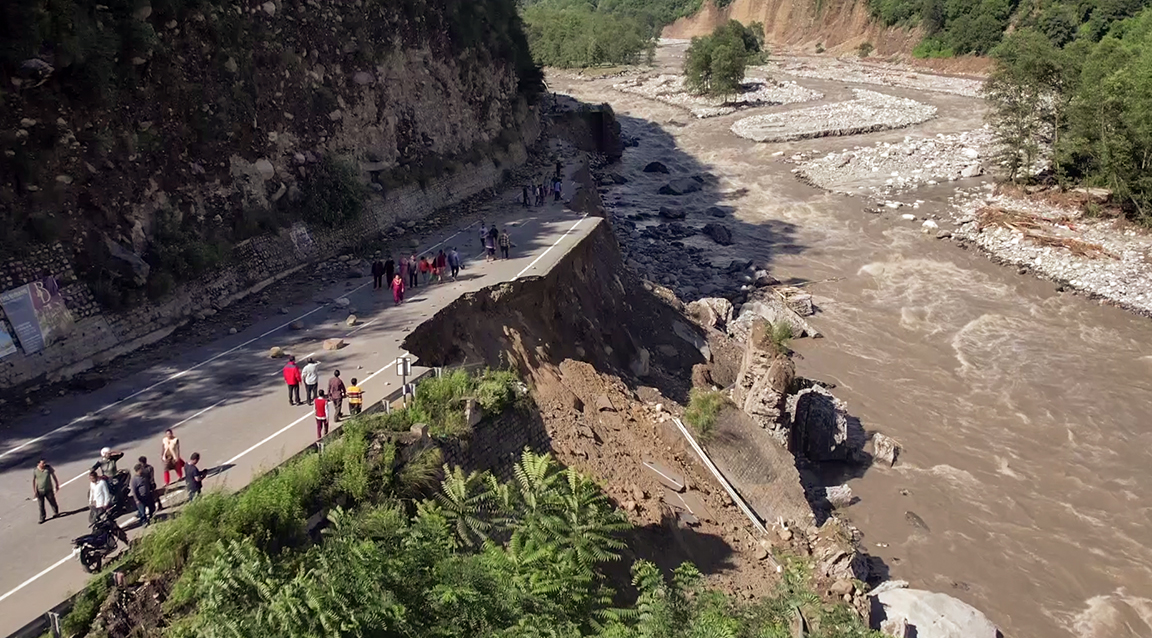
[
  {"xmin": 0, "ymin": 321, "xmax": 16, "ymax": 360},
  {"xmin": 0, "ymin": 277, "xmax": 75, "ymax": 354},
  {"xmin": 289, "ymin": 222, "xmax": 315, "ymax": 257}
]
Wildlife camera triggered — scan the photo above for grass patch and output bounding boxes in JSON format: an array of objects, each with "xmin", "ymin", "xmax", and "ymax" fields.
[
  {"xmin": 684, "ymin": 388, "xmax": 728, "ymax": 440},
  {"xmin": 61, "ymin": 575, "xmax": 111, "ymax": 637}
]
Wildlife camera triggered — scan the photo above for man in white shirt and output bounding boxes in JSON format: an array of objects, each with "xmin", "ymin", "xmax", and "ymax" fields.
[
  {"xmin": 88, "ymin": 471, "xmax": 111, "ymax": 524},
  {"xmin": 302, "ymin": 358, "xmax": 320, "ymax": 404}
]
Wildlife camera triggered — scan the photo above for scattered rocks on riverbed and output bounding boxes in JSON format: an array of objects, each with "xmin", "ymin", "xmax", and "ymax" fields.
[
  {"xmin": 613, "ymin": 74, "xmax": 822, "ymax": 118},
  {"xmin": 793, "ymin": 128, "xmax": 996, "ymax": 196},
  {"xmin": 731, "ymin": 89, "xmax": 937, "ymax": 143},
  {"xmin": 945, "ymin": 189, "xmax": 1152, "ymax": 315},
  {"xmin": 761, "ymin": 58, "xmax": 985, "ymax": 98}
]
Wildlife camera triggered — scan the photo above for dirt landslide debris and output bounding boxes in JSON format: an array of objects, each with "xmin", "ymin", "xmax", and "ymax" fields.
[
  {"xmin": 760, "ymin": 57, "xmax": 985, "ymax": 97},
  {"xmin": 791, "ymin": 128, "xmax": 996, "ymax": 197},
  {"xmin": 730, "ymin": 89, "xmax": 937, "ymax": 143},
  {"xmin": 613, "ymin": 74, "xmax": 822, "ymax": 118}
]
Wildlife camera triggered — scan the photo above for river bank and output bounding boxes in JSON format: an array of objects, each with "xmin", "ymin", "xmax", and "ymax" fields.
[{"xmin": 550, "ymin": 43, "xmax": 1152, "ymax": 638}]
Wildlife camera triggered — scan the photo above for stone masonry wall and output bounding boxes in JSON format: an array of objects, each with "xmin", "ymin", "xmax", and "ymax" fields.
[{"xmin": 0, "ymin": 112, "xmax": 540, "ymax": 390}]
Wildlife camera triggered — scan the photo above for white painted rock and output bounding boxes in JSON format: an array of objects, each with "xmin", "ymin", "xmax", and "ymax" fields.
[{"xmin": 871, "ymin": 589, "xmax": 999, "ymax": 638}]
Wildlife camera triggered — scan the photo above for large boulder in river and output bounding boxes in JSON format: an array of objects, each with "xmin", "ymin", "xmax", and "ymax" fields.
[
  {"xmin": 870, "ymin": 588, "xmax": 999, "ymax": 638},
  {"xmin": 658, "ymin": 207, "xmax": 686, "ymax": 220},
  {"xmin": 658, "ymin": 177, "xmax": 702, "ymax": 196},
  {"xmin": 643, "ymin": 161, "xmax": 670, "ymax": 173},
  {"xmin": 702, "ymin": 222, "xmax": 734, "ymax": 245},
  {"xmin": 789, "ymin": 385, "xmax": 865, "ymax": 462}
]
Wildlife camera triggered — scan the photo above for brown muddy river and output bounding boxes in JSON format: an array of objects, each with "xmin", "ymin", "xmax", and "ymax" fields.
[{"xmin": 552, "ymin": 45, "xmax": 1152, "ymax": 638}]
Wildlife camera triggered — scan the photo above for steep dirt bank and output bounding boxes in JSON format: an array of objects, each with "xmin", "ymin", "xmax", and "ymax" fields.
[{"xmin": 662, "ymin": 0, "xmax": 991, "ymax": 72}]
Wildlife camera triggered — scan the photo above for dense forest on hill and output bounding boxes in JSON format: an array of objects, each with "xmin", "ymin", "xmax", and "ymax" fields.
[
  {"xmin": 519, "ymin": 0, "xmax": 703, "ymax": 67},
  {"xmin": 868, "ymin": 0, "xmax": 1151, "ymax": 55},
  {"xmin": 987, "ymin": 6, "xmax": 1152, "ymax": 221}
]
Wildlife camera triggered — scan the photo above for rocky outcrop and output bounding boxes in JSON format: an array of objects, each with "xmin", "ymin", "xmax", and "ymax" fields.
[
  {"xmin": 789, "ymin": 385, "xmax": 866, "ymax": 463},
  {"xmin": 812, "ymin": 516, "xmax": 870, "ymax": 582},
  {"xmin": 730, "ymin": 319, "xmax": 795, "ymax": 444},
  {"xmin": 728, "ymin": 289, "xmax": 822, "ymax": 342},
  {"xmin": 870, "ymin": 588, "xmax": 1000, "ymax": 638},
  {"xmin": 685, "ymin": 297, "xmax": 734, "ymax": 331}
]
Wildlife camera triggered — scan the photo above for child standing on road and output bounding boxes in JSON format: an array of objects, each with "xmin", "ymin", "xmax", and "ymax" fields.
[
  {"xmin": 315, "ymin": 390, "xmax": 330, "ymax": 440},
  {"xmin": 185, "ymin": 453, "xmax": 203, "ymax": 502},
  {"xmin": 347, "ymin": 378, "xmax": 363, "ymax": 416},
  {"xmin": 391, "ymin": 274, "xmax": 405, "ymax": 304}
]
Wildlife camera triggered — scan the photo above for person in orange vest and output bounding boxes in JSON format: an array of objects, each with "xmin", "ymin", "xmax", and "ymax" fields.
[
  {"xmin": 347, "ymin": 378, "xmax": 364, "ymax": 416},
  {"xmin": 314, "ymin": 390, "xmax": 329, "ymax": 440}
]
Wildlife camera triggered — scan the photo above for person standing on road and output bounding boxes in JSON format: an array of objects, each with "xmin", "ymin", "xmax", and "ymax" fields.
[
  {"xmin": 522, "ymin": 184, "xmax": 530, "ymax": 207},
  {"xmin": 328, "ymin": 370, "xmax": 347, "ymax": 421},
  {"xmin": 88, "ymin": 471, "xmax": 111, "ymax": 524},
  {"xmin": 391, "ymin": 273, "xmax": 405, "ymax": 305},
  {"xmin": 161, "ymin": 429, "xmax": 184, "ymax": 487},
  {"xmin": 302, "ymin": 357, "xmax": 320, "ymax": 404},
  {"xmin": 384, "ymin": 255, "xmax": 395, "ymax": 288},
  {"xmin": 498, "ymin": 229, "xmax": 512, "ymax": 260},
  {"xmin": 398, "ymin": 254, "xmax": 409, "ymax": 290},
  {"xmin": 184, "ymin": 453, "xmax": 203, "ymax": 502},
  {"xmin": 479, "ymin": 222, "xmax": 488, "ymax": 250},
  {"xmin": 408, "ymin": 255, "xmax": 419, "ymax": 289},
  {"xmin": 448, "ymin": 247, "xmax": 461, "ymax": 280},
  {"xmin": 131, "ymin": 463, "xmax": 154, "ymax": 527},
  {"xmin": 347, "ymin": 378, "xmax": 363, "ymax": 416},
  {"xmin": 555, "ymin": 158, "xmax": 562, "ymax": 179},
  {"xmin": 138, "ymin": 456, "xmax": 159, "ymax": 514},
  {"xmin": 435, "ymin": 250, "xmax": 447, "ymax": 283},
  {"xmin": 419, "ymin": 255, "xmax": 431, "ymax": 285},
  {"xmin": 371, "ymin": 258, "xmax": 386, "ymax": 291},
  {"xmin": 553, "ymin": 178, "xmax": 563, "ymax": 202},
  {"xmin": 314, "ymin": 390, "xmax": 330, "ymax": 440},
  {"xmin": 283, "ymin": 355, "xmax": 303, "ymax": 406},
  {"xmin": 32, "ymin": 458, "xmax": 60, "ymax": 524}
]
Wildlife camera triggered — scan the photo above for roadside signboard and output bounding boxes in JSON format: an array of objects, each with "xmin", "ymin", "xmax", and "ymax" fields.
[
  {"xmin": 0, "ymin": 321, "xmax": 16, "ymax": 359},
  {"xmin": 0, "ymin": 277, "xmax": 74, "ymax": 354}
]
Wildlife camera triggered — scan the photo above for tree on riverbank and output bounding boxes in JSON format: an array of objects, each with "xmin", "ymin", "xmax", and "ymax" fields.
[
  {"xmin": 684, "ymin": 20, "xmax": 766, "ymax": 100},
  {"xmin": 986, "ymin": 8, "xmax": 1152, "ymax": 224}
]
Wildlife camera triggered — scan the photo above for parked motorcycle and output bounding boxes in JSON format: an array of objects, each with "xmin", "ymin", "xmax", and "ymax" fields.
[{"xmin": 74, "ymin": 510, "xmax": 128, "ymax": 573}]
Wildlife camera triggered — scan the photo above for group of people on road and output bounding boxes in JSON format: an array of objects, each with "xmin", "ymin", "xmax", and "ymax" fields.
[
  {"xmin": 370, "ymin": 249, "xmax": 464, "ymax": 305},
  {"xmin": 32, "ymin": 428, "xmax": 203, "ymax": 527},
  {"xmin": 479, "ymin": 223, "xmax": 513, "ymax": 262},
  {"xmin": 282, "ymin": 356, "xmax": 364, "ymax": 441}
]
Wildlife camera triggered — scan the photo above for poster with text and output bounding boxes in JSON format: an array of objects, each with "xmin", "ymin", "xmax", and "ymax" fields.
[
  {"xmin": 0, "ymin": 277, "xmax": 75, "ymax": 354},
  {"xmin": 0, "ymin": 321, "xmax": 16, "ymax": 359}
]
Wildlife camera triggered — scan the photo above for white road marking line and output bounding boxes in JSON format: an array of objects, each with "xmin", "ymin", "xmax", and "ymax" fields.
[
  {"xmin": 0, "ymin": 549, "xmax": 79, "ymax": 605},
  {"xmin": 512, "ymin": 215, "xmax": 587, "ymax": 281}
]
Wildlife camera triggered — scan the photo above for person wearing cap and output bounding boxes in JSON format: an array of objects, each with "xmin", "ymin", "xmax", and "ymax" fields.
[{"xmin": 93, "ymin": 447, "xmax": 124, "ymax": 477}]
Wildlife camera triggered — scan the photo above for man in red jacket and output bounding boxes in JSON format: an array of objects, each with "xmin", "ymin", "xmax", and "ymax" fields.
[{"xmin": 283, "ymin": 355, "xmax": 303, "ymax": 406}]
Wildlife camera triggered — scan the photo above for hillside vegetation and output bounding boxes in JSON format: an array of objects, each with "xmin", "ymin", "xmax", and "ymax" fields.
[
  {"xmin": 868, "ymin": 0, "xmax": 1152, "ymax": 55},
  {"xmin": 986, "ymin": 6, "xmax": 1152, "ymax": 222},
  {"xmin": 520, "ymin": 0, "xmax": 704, "ymax": 67}
]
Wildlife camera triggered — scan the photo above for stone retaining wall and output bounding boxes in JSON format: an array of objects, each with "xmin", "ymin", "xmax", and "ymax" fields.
[{"xmin": 0, "ymin": 114, "xmax": 540, "ymax": 390}]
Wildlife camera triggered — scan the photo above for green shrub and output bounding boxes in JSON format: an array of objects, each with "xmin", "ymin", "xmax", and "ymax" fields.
[
  {"xmin": 856, "ymin": 41, "xmax": 874, "ymax": 58},
  {"xmin": 768, "ymin": 321, "xmax": 794, "ymax": 355},
  {"xmin": 683, "ymin": 388, "xmax": 728, "ymax": 440},
  {"xmin": 684, "ymin": 20, "xmax": 766, "ymax": 98},
  {"xmin": 299, "ymin": 156, "xmax": 367, "ymax": 228},
  {"xmin": 61, "ymin": 575, "xmax": 111, "ymax": 637},
  {"xmin": 913, "ymin": 36, "xmax": 955, "ymax": 58}
]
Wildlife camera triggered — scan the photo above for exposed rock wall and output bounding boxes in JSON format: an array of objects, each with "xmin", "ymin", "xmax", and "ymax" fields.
[{"xmin": 661, "ymin": 0, "xmax": 922, "ymax": 57}]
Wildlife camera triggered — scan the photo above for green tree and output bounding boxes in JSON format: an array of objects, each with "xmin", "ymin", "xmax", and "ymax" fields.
[{"xmin": 683, "ymin": 20, "xmax": 764, "ymax": 98}]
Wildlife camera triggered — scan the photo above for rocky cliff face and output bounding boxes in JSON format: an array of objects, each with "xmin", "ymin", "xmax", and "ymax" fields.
[
  {"xmin": 1, "ymin": 0, "xmax": 540, "ymax": 306},
  {"xmin": 661, "ymin": 0, "xmax": 922, "ymax": 56}
]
